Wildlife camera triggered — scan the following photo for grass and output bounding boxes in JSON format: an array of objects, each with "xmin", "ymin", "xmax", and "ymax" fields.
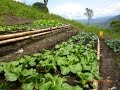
[
  {"xmin": 0, "ymin": 0, "xmax": 66, "ymax": 24},
  {"xmin": 82, "ymin": 25, "xmax": 120, "ymax": 39}
]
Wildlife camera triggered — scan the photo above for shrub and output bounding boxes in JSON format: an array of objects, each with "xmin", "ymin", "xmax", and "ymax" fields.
[
  {"xmin": 110, "ymin": 20, "xmax": 120, "ymax": 32},
  {"xmin": 32, "ymin": 2, "xmax": 49, "ymax": 13}
]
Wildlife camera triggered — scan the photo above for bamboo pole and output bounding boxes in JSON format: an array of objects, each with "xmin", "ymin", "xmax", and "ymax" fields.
[
  {"xmin": 0, "ymin": 25, "xmax": 70, "ymax": 41},
  {"xmin": 93, "ymin": 38, "xmax": 100, "ymax": 90},
  {"xmin": 0, "ymin": 31, "xmax": 51, "ymax": 45}
]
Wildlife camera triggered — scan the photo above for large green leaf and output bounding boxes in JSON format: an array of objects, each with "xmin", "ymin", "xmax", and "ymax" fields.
[
  {"xmin": 74, "ymin": 85, "xmax": 83, "ymax": 90},
  {"xmin": 69, "ymin": 63, "xmax": 82, "ymax": 74},
  {"xmin": 62, "ymin": 83, "xmax": 73, "ymax": 90},
  {"xmin": 21, "ymin": 69, "xmax": 37, "ymax": 76},
  {"xmin": 60, "ymin": 66, "xmax": 70, "ymax": 75},
  {"xmin": 28, "ymin": 57, "xmax": 36, "ymax": 66},
  {"xmin": 39, "ymin": 81, "xmax": 51, "ymax": 90},
  {"xmin": 5, "ymin": 72, "xmax": 18, "ymax": 81},
  {"xmin": 22, "ymin": 82, "xmax": 34, "ymax": 90},
  {"xmin": 9, "ymin": 61, "xmax": 19, "ymax": 66},
  {"xmin": 56, "ymin": 57, "xmax": 67, "ymax": 66}
]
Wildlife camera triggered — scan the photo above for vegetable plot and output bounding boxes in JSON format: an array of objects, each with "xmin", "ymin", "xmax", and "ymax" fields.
[
  {"xmin": 0, "ymin": 32, "xmax": 100, "ymax": 90},
  {"xmin": 105, "ymin": 39, "xmax": 120, "ymax": 53},
  {"xmin": 0, "ymin": 20, "xmax": 63, "ymax": 33}
]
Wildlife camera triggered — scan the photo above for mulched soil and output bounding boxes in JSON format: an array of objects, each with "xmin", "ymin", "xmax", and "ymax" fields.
[
  {"xmin": 99, "ymin": 39, "xmax": 120, "ymax": 90},
  {"xmin": 0, "ymin": 27, "xmax": 79, "ymax": 62}
]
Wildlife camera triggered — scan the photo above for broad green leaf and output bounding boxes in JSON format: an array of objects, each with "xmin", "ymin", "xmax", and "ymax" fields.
[
  {"xmin": 39, "ymin": 81, "xmax": 51, "ymax": 90},
  {"xmin": 62, "ymin": 83, "xmax": 73, "ymax": 90},
  {"xmin": 9, "ymin": 61, "xmax": 19, "ymax": 66},
  {"xmin": 19, "ymin": 58, "xmax": 26, "ymax": 64},
  {"xmin": 69, "ymin": 63, "xmax": 82, "ymax": 74},
  {"xmin": 60, "ymin": 66, "xmax": 70, "ymax": 75},
  {"xmin": 55, "ymin": 77, "xmax": 66, "ymax": 86},
  {"xmin": 45, "ymin": 73, "xmax": 54, "ymax": 81},
  {"xmin": 84, "ymin": 73, "xmax": 94, "ymax": 81},
  {"xmin": 21, "ymin": 69, "xmax": 37, "ymax": 76},
  {"xmin": 5, "ymin": 72, "xmax": 18, "ymax": 81},
  {"xmin": 12, "ymin": 65, "xmax": 22, "ymax": 75},
  {"xmin": 56, "ymin": 57, "xmax": 67, "ymax": 66},
  {"xmin": 74, "ymin": 85, "xmax": 83, "ymax": 90},
  {"xmin": 22, "ymin": 82, "xmax": 34, "ymax": 90},
  {"xmin": 62, "ymin": 49, "xmax": 70, "ymax": 55},
  {"xmin": 54, "ymin": 85, "xmax": 62, "ymax": 90},
  {"xmin": 3, "ymin": 63, "xmax": 11, "ymax": 72},
  {"xmin": 28, "ymin": 57, "xmax": 36, "ymax": 66}
]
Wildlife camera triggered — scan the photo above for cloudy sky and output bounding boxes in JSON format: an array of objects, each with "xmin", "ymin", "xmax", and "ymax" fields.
[{"xmin": 22, "ymin": 0, "xmax": 120, "ymax": 19}]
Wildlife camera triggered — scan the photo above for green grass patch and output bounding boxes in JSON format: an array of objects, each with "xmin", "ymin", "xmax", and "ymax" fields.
[{"xmin": 83, "ymin": 25, "xmax": 120, "ymax": 39}]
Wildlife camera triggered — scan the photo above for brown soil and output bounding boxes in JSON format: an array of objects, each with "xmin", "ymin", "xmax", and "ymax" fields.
[
  {"xmin": 3, "ymin": 15, "xmax": 33, "ymax": 25},
  {"xmin": 0, "ymin": 27, "xmax": 79, "ymax": 62},
  {"xmin": 99, "ymin": 39, "xmax": 120, "ymax": 90}
]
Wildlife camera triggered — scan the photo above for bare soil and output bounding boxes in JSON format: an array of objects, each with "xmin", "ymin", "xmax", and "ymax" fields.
[
  {"xmin": 99, "ymin": 39, "xmax": 120, "ymax": 90},
  {"xmin": 3, "ymin": 15, "xmax": 33, "ymax": 25},
  {"xmin": 0, "ymin": 27, "xmax": 79, "ymax": 62}
]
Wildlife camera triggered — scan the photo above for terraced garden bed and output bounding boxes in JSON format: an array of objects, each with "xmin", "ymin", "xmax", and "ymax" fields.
[{"xmin": 0, "ymin": 32, "xmax": 100, "ymax": 90}]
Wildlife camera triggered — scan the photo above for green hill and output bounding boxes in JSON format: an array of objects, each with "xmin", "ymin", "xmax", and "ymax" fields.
[
  {"xmin": 107, "ymin": 15, "xmax": 120, "ymax": 22},
  {"xmin": 104, "ymin": 15, "xmax": 120, "ymax": 27},
  {"xmin": 0, "ymin": 0, "xmax": 64, "ymax": 25}
]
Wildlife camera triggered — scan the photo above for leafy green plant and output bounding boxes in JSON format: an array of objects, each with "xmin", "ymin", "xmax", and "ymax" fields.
[
  {"xmin": 0, "ymin": 20, "xmax": 63, "ymax": 33},
  {"xmin": 105, "ymin": 39, "xmax": 120, "ymax": 53}
]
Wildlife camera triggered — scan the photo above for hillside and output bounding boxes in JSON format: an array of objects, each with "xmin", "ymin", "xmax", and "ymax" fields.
[
  {"xmin": 104, "ymin": 15, "xmax": 120, "ymax": 27},
  {"xmin": 0, "ymin": 0, "xmax": 67, "ymax": 25}
]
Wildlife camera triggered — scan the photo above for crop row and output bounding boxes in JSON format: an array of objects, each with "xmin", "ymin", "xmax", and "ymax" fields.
[
  {"xmin": 0, "ymin": 32, "xmax": 100, "ymax": 90},
  {"xmin": 0, "ymin": 20, "xmax": 63, "ymax": 34},
  {"xmin": 105, "ymin": 39, "xmax": 120, "ymax": 53}
]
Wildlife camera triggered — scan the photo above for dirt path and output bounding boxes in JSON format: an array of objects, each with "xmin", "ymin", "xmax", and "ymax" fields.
[{"xmin": 99, "ymin": 40, "xmax": 120, "ymax": 90}]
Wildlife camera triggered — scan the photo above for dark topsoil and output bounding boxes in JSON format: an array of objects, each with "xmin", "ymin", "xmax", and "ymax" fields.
[
  {"xmin": 0, "ymin": 27, "xmax": 79, "ymax": 62},
  {"xmin": 99, "ymin": 40, "xmax": 120, "ymax": 90}
]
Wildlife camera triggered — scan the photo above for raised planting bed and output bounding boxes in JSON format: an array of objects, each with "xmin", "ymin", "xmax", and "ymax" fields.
[
  {"xmin": 0, "ymin": 32, "xmax": 100, "ymax": 90},
  {"xmin": 0, "ymin": 25, "xmax": 71, "ymax": 45},
  {"xmin": 0, "ymin": 20, "xmax": 63, "ymax": 34}
]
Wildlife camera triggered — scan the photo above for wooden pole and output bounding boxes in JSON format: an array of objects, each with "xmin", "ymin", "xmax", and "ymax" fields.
[{"xmin": 0, "ymin": 31, "xmax": 51, "ymax": 45}]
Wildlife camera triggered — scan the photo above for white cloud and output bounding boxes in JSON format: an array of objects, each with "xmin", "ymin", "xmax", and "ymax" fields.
[
  {"xmin": 49, "ymin": 2, "xmax": 120, "ymax": 19},
  {"xmin": 49, "ymin": 2, "xmax": 86, "ymax": 19},
  {"xmin": 94, "ymin": 2, "xmax": 120, "ymax": 18}
]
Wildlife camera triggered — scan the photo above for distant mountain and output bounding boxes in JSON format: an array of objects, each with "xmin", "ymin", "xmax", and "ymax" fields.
[
  {"xmin": 104, "ymin": 15, "xmax": 120, "ymax": 27},
  {"xmin": 76, "ymin": 16, "xmax": 112, "ymax": 25}
]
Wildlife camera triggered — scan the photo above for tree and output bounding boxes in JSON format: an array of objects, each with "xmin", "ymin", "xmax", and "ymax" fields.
[
  {"xmin": 32, "ymin": 2, "xmax": 49, "ymax": 13},
  {"xmin": 44, "ymin": 0, "xmax": 48, "ymax": 6},
  {"xmin": 84, "ymin": 8, "xmax": 94, "ymax": 25}
]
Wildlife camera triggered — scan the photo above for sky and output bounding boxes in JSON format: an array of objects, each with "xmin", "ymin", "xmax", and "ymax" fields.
[{"xmin": 19, "ymin": 0, "xmax": 120, "ymax": 19}]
